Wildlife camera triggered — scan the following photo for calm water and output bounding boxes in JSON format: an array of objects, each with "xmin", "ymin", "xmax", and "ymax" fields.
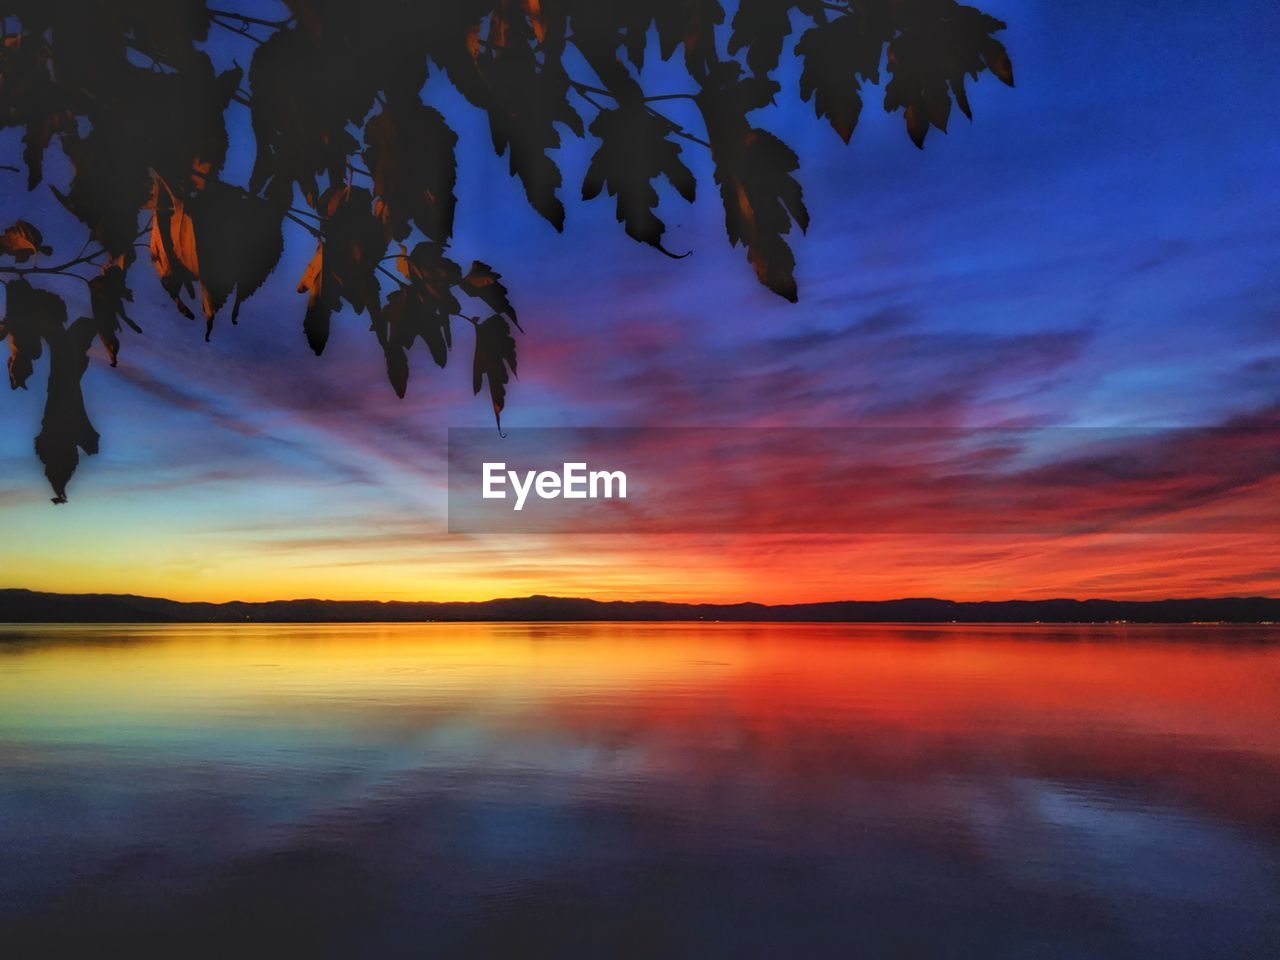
[{"xmin": 1, "ymin": 623, "xmax": 1278, "ymax": 958}]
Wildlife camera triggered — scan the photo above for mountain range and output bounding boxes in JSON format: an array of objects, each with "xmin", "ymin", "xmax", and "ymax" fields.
[{"xmin": 1, "ymin": 589, "xmax": 1277, "ymax": 623}]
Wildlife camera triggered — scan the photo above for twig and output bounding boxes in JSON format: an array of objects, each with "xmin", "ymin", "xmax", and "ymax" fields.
[
  {"xmin": 0, "ymin": 227, "xmax": 149, "ymax": 281},
  {"xmin": 569, "ymin": 78, "xmax": 697, "ymax": 104},
  {"xmin": 209, "ymin": 14, "xmax": 269, "ymax": 44},
  {"xmin": 656, "ymin": 111, "xmax": 712, "ymax": 148},
  {"xmin": 283, "ymin": 210, "xmax": 322, "ymax": 238},
  {"xmin": 0, "ymin": 267, "xmax": 93, "ymax": 287},
  {"xmin": 569, "ymin": 81, "xmax": 607, "ymax": 112},
  {"xmin": 570, "ymin": 80, "xmax": 612, "ymax": 98},
  {"xmin": 0, "ymin": 248, "xmax": 109, "ymax": 276},
  {"xmin": 568, "ymin": 77, "xmax": 710, "ymax": 148},
  {"xmin": 376, "ymin": 264, "xmax": 408, "ymax": 289},
  {"xmin": 207, "ymin": 8, "xmax": 292, "ymax": 29}
]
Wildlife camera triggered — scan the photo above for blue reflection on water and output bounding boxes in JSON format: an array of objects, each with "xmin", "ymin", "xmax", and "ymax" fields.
[{"xmin": 0, "ymin": 623, "xmax": 1277, "ymax": 958}]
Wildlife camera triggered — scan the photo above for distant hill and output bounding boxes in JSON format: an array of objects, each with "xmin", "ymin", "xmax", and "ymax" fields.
[{"xmin": 0, "ymin": 589, "xmax": 1277, "ymax": 624}]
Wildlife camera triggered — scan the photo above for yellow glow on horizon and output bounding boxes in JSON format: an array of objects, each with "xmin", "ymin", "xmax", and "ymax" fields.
[{"xmin": 4, "ymin": 498, "xmax": 1279, "ymax": 604}]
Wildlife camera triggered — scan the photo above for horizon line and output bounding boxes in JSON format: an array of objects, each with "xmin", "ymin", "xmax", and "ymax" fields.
[
  {"xmin": 2, "ymin": 587, "xmax": 1279, "ymax": 626},
  {"xmin": 3, "ymin": 587, "xmax": 1280, "ymax": 606}
]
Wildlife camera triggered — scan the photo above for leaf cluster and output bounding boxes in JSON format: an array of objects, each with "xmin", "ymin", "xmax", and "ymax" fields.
[{"xmin": 0, "ymin": 0, "xmax": 1013, "ymax": 500}]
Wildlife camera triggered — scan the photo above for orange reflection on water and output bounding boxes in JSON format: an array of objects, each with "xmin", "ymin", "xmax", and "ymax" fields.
[{"xmin": 2, "ymin": 622, "xmax": 1278, "ymax": 732}]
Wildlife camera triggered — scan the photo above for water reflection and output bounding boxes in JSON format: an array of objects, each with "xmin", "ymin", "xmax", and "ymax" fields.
[{"xmin": 1, "ymin": 623, "xmax": 1278, "ymax": 957}]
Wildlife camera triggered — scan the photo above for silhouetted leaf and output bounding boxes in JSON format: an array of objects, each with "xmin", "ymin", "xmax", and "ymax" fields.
[
  {"xmin": 2, "ymin": 278, "xmax": 58, "ymax": 390},
  {"xmin": 591, "ymin": 4, "xmax": 666, "ymax": 70},
  {"xmin": 149, "ymin": 177, "xmax": 198, "ymax": 321},
  {"xmin": 0, "ymin": 280, "xmax": 95, "ymax": 501},
  {"xmin": 380, "ymin": 282, "xmax": 455, "ymax": 397},
  {"xmin": 697, "ymin": 62, "xmax": 808, "ymax": 301},
  {"xmin": 796, "ymin": 7, "xmax": 891, "ymax": 142},
  {"xmin": 248, "ymin": 27, "xmax": 370, "ymax": 205},
  {"xmin": 35, "ymin": 315, "xmax": 99, "ymax": 504},
  {"xmin": 459, "ymin": 261, "xmax": 518, "ymax": 329},
  {"xmin": 381, "ymin": 242, "xmax": 456, "ymax": 388},
  {"xmin": 87, "ymin": 266, "xmax": 139, "ymax": 367},
  {"xmin": 283, "ymin": 0, "xmax": 434, "ymax": 94},
  {"xmin": 364, "ymin": 99, "xmax": 458, "ymax": 243},
  {"xmin": 472, "ymin": 313, "xmax": 517, "ymax": 430},
  {"xmin": 652, "ymin": 0, "xmax": 726, "ymax": 79},
  {"xmin": 55, "ymin": 55, "xmax": 240, "ymax": 257},
  {"xmin": 190, "ymin": 180, "xmax": 286, "ymax": 331},
  {"xmin": 0, "ymin": 32, "xmax": 73, "ymax": 190},
  {"xmin": 296, "ymin": 185, "xmax": 387, "ymax": 355},
  {"xmin": 395, "ymin": 240, "xmax": 464, "ymax": 292},
  {"xmin": 380, "ymin": 300, "xmax": 412, "ymax": 398},
  {"xmin": 148, "ymin": 176, "xmax": 286, "ymax": 334},
  {"xmin": 298, "ymin": 245, "xmax": 330, "ymax": 355},
  {"xmin": 442, "ymin": 5, "xmax": 582, "ymax": 229},
  {"xmin": 729, "ymin": 0, "xmax": 827, "ymax": 77},
  {"xmin": 0, "ymin": 220, "xmax": 52, "ymax": 262},
  {"xmin": 885, "ymin": 2, "xmax": 1013, "ymax": 148},
  {"xmin": 380, "ymin": 244, "xmax": 527, "ymax": 402},
  {"xmin": 119, "ymin": 0, "xmax": 211, "ymax": 66},
  {"xmin": 583, "ymin": 105, "xmax": 696, "ymax": 254},
  {"xmin": 22, "ymin": 110, "xmax": 72, "ymax": 192}
]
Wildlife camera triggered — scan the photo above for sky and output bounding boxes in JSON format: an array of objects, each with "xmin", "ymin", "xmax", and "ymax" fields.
[{"xmin": 1, "ymin": 0, "xmax": 1278, "ymax": 603}]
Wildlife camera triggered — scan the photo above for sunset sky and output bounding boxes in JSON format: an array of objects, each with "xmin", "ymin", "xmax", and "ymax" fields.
[{"xmin": 1, "ymin": 0, "xmax": 1277, "ymax": 603}]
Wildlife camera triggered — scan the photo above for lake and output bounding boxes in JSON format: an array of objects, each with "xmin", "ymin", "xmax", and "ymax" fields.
[{"xmin": 1, "ymin": 622, "xmax": 1278, "ymax": 957}]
